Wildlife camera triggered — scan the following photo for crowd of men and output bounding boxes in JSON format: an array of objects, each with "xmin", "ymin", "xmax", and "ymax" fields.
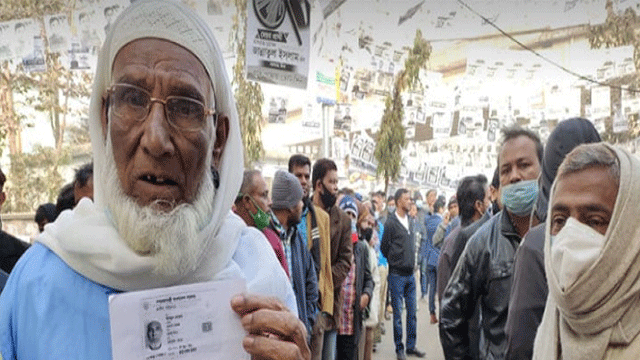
[{"xmin": 1, "ymin": 1, "xmax": 640, "ymax": 360}]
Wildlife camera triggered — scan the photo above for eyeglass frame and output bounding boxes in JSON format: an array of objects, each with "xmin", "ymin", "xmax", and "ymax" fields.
[{"xmin": 106, "ymin": 82, "xmax": 217, "ymax": 132}]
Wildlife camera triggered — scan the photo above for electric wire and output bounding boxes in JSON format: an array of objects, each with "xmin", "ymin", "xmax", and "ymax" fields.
[{"xmin": 455, "ymin": 0, "xmax": 640, "ymax": 93}]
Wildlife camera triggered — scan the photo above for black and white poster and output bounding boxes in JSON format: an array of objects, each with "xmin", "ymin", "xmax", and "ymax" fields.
[{"xmin": 246, "ymin": 0, "xmax": 311, "ymax": 89}]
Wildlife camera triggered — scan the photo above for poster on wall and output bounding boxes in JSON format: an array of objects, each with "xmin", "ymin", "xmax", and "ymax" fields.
[
  {"xmin": 45, "ymin": 14, "xmax": 71, "ymax": 54},
  {"xmin": 334, "ymin": 103, "xmax": 352, "ymax": 132},
  {"xmin": 11, "ymin": 19, "xmax": 40, "ymax": 61},
  {"xmin": 246, "ymin": 0, "xmax": 311, "ymax": 89},
  {"xmin": 591, "ymin": 86, "xmax": 611, "ymax": 119},
  {"xmin": 432, "ymin": 112, "xmax": 452, "ymax": 139}
]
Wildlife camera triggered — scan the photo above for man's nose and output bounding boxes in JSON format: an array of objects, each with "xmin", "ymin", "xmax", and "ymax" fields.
[
  {"xmin": 507, "ymin": 167, "xmax": 523, "ymax": 184},
  {"xmin": 140, "ymin": 103, "xmax": 175, "ymax": 158}
]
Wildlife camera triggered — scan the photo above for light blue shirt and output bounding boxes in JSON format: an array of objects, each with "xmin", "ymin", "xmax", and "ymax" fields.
[{"xmin": 1, "ymin": 234, "xmax": 297, "ymax": 359}]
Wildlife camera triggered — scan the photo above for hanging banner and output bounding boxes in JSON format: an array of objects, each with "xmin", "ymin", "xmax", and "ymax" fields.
[
  {"xmin": 432, "ymin": 111, "xmax": 453, "ymax": 139},
  {"xmin": 0, "ymin": 22, "xmax": 14, "ymax": 62},
  {"xmin": 12, "ymin": 19, "xmax": 40, "ymax": 61},
  {"xmin": 350, "ymin": 132, "xmax": 377, "ymax": 175},
  {"xmin": 591, "ymin": 86, "xmax": 611, "ymax": 119},
  {"xmin": 246, "ymin": 0, "xmax": 311, "ymax": 89},
  {"xmin": 45, "ymin": 14, "xmax": 71, "ymax": 54},
  {"xmin": 613, "ymin": 104, "xmax": 629, "ymax": 134}
]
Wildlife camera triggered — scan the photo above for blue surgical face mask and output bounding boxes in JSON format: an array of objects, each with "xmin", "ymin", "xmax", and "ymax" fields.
[
  {"xmin": 415, "ymin": 200, "xmax": 424, "ymax": 209},
  {"xmin": 500, "ymin": 179, "xmax": 539, "ymax": 217}
]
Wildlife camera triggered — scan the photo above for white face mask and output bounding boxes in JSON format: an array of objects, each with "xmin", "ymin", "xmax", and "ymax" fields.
[{"xmin": 550, "ymin": 217, "xmax": 606, "ymax": 291}]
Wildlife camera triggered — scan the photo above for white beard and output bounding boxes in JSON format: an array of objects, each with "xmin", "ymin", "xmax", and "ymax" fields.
[{"xmin": 102, "ymin": 136, "xmax": 215, "ymax": 277}]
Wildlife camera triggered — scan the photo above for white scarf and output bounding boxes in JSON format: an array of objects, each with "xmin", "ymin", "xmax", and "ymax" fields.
[
  {"xmin": 533, "ymin": 145, "xmax": 640, "ymax": 359},
  {"xmin": 37, "ymin": 0, "xmax": 246, "ymax": 292}
]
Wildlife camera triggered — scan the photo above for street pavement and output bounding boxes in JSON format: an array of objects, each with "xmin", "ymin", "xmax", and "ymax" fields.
[{"xmin": 372, "ymin": 295, "xmax": 445, "ymax": 360}]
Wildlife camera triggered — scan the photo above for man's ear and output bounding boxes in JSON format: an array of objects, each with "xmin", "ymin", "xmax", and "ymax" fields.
[
  {"xmin": 473, "ymin": 199, "xmax": 483, "ymax": 215},
  {"xmin": 0, "ymin": 191, "xmax": 6, "ymax": 208},
  {"xmin": 101, "ymin": 95, "xmax": 109, "ymax": 139},
  {"xmin": 212, "ymin": 113, "xmax": 229, "ymax": 169}
]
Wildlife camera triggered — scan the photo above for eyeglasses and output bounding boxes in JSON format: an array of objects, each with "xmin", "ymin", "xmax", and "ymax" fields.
[{"xmin": 107, "ymin": 83, "xmax": 216, "ymax": 132}]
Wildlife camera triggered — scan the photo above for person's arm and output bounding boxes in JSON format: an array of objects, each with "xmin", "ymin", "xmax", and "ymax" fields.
[
  {"xmin": 439, "ymin": 234, "xmax": 485, "ymax": 360},
  {"xmin": 232, "ymin": 294, "xmax": 310, "ymax": 360},
  {"xmin": 303, "ymin": 246, "xmax": 319, "ymax": 340},
  {"xmin": 332, "ymin": 213, "xmax": 353, "ymax": 290},
  {"xmin": 380, "ymin": 220, "xmax": 391, "ymax": 260},
  {"xmin": 436, "ymin": 244, "xmax": 452, "ymax": 304},
  {"xmin": 505, "ymin": 231, "xmax": 547, "ymax": 360},
  {"xmin": 432, "ymin": 221, "xmax": 447, "ymax": 248},
  {"xmin": 360, "ymin": 246, "xmax": 374, "ymax": 310}
]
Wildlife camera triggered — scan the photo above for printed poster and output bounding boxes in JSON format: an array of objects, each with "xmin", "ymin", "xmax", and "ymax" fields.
[{"xmin": 246, "ymin": 0, "xmax": 311, "ymax": 89}]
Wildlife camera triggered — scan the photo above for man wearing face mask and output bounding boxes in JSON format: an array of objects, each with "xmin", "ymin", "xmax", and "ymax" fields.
[
  {"xmin": 441, "ymin": 126, "xmax": 543, "ymax": 360},
  {"xmin": 270, "ymin": 170, "xmax": 319, "ymax": 339},
  {"xmin": 336, "ymin": 196, "xmax": 374, "ymax": 359},
  {"xmin": 234, "ymin": 170, "xmax": 289, "ymax": 276},
  {"xmin": 505, "ymin": 118, "xmax": 601, "ymax": 360},
  {"xmin": 533, "ymin": 143, "xmax": 640, "ymax": 359},
  {"xmin": 437, "ymin": 174, "xmax": 491, "ymax": 360},
  {"xmin": 289, "ymin": 154, "xmax": 333, "ymax": 360},
  {"xmin": 312, "ymin": 158, "xmax": 353, "ymax": 360}
]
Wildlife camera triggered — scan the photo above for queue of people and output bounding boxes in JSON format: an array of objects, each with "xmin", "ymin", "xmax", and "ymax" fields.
[{"xmin": 1, "ymin": 1, "xmax": 640, "ymax": 360}]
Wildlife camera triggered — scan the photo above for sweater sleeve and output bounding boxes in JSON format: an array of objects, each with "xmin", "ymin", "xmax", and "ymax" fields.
[{"xmin": 332, "ymin": 212, "xmax": 353, "ymax": 290}]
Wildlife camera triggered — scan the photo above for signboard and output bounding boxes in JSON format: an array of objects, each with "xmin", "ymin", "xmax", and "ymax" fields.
[{"xmin": 246, "ymin": 0, "xmax": 311, "ymax": 89}]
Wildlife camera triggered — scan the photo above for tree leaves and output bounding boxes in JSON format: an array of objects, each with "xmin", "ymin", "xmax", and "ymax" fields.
[
  {"xmin": 231, "ymin": 0, "xmax": 265, "ymax": 167},
  {"xmin": 373, "ymin": 30, "xmax": 431, "ymax": 193}
]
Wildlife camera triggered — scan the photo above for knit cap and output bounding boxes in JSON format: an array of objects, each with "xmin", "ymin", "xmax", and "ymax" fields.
[
  {"xmin": 271, "ymin": 170, "xmax": 303, "ymax": 210},
  {"xmin": 339, "ymin": 195, "xmax": 358, "ymax": 218}
]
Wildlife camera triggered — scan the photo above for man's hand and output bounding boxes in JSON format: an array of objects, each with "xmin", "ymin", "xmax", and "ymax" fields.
[
  {"xmin": 231, "ymin": 293, "xmax": 310, "ymax": 360},
  {"xmin": 443, "ymin": 211, "xmax": 451, "ymax": 225},
  {"xmin": 359, "ymin": 293, "xmax": 370, "ymax": 310}
]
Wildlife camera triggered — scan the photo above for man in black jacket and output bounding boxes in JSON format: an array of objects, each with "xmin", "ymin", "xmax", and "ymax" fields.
[
  {"xmin": 381, "ymin": 188, "xmax": 425, "ymax": 360},
  {"xmin": 437, "ymin": 174, "xmax": 491, "ymax": 360},
  {"xmin": 0, "ymin": 166, "xmax": 30, "ymax": 275},
  {"xmin": 440, "ymin": 126, "xmax": 543, "ymax": 360}
]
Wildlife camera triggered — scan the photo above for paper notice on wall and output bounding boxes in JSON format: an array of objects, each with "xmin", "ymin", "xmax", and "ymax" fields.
[
  {"xmin": 432, "ymin": 111, "xmax": 453, "ymax": 139},
  {"xmin": 246, "ymin": 0, "xmax": 311, "ymax": 89},
  {"xmin": 591, "ymin": 86, "xmax": 611, "ymax": 119}
]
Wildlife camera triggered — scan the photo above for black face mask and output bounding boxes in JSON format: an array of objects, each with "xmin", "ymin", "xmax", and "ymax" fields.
[
  {"xmin": 320, "ymin": 183, "xmax": 337, "ymax": 209},
  {"xmin": 360, "ymin": 228, "xmax": 373, "ymax": 242},
  {"xmin": 288, "ymin": 215, "xmax": 301, "ymax": 228}
]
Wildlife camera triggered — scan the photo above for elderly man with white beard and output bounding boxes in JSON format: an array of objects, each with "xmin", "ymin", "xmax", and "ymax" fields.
[{"xmin": 0, "ymin": 1, "xmax": 308, "ymax": 359}]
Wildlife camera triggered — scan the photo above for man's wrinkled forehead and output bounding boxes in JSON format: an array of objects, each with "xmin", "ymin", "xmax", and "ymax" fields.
[{"xmin": 110, "ymin": 38, "xmax": 214, "ymax": 102}]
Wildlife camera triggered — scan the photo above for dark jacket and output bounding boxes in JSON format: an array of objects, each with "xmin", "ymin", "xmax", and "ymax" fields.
[
  {"xmin": 450, "ymin": 211, "xmax": 492, "ymax": 277},
  {"xmin": 288, "ymin": 227, "xmax": 320, "ymax": 338},
  {"xmin": 381, "ymin": 211, "xmax": 415, "ymax": 276},
  {"xmin": 0, "ymin": 231, "xmax": 30, "ymax": 274},
  {"xmin": 504, "ymin": 223, "xmax": 547, "ymax": 360},
  {"xmin": 437, "ymin": 224, "xmax": 462, "ymax": 303},
  {"xmin": 424, "ymin": 213, "xmax": 443, "ymax": 266},
  {"xmin": 351, "ymin": 240, "xmax": 375, "ymax": 341},
  {"xmin": 440, "ymin": 210, "xmax": 522, "ymax": 360},
  {"xmin": 438, "ymin": 211, "xmax": 491, "ymax": 360},
  {"xmin": 328, "ymin": 205, "xmax": 353, "ymax": 324}
]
